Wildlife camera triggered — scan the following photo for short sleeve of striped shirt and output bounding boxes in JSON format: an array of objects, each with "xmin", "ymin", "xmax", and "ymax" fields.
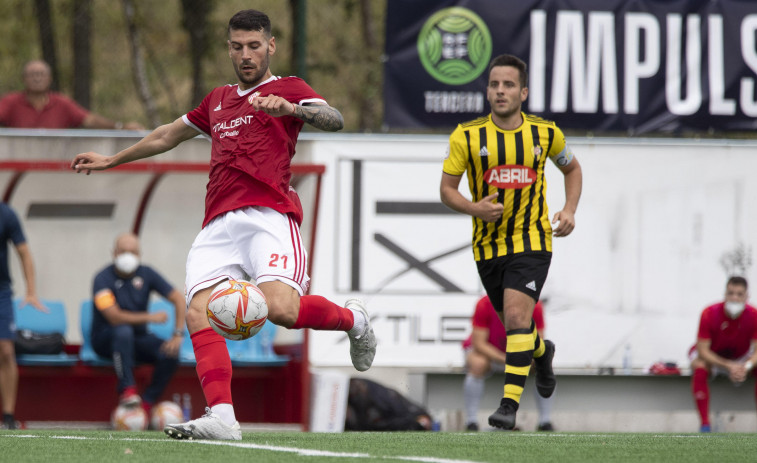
[{"xmin": 442, "ymin": 125, "xmax": 469, "ymax": 176}]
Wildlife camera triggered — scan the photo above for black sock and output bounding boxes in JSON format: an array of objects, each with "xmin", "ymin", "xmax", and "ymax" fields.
[{"xmin": 2, "ymin": 413, "xmax": 14, "ymax": 424}]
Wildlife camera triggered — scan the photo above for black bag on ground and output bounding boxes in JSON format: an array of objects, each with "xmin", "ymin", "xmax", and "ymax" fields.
[
  {"xmin": 14, "ymin": 329, "xmax": 65, "ymax": 355},
  {"xmin": 345, "ymin": 378, "xmax": 433, "ymax": 431}
]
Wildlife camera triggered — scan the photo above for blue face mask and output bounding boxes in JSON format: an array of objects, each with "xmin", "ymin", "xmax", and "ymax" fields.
[{"xmin": 724, "ymin": 301, "xmax": 745, "ymax": 319}]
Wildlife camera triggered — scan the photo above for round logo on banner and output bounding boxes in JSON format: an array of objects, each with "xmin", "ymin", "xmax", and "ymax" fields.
[{"xmin": 417, "ymin": 7, "xmax": 492, "ymax": 85}]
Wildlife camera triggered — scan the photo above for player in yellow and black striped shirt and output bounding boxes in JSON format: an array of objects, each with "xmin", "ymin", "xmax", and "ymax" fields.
[{"xmin": 440, "ymin": 54, "xmax": 582, "ymax": 431}]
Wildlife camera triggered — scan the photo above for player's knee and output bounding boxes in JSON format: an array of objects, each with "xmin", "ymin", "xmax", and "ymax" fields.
[
  {"xmin": 0, "ymin": 341, "xmax": 14, "ymax": 364},
  {"xmin": 266, "ymin": 297, "xmax": 299, "ymax": 328},
  {"xmin": 185, "ymin": 302, "xmax": 207, "ymax": 330}
]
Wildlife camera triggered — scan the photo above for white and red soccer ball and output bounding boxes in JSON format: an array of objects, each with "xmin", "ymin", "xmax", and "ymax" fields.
[
  {"xmin": 150, "ymin": 401, "xmax": 184, "ymax": 430},
  {"xmin": 206, "ymin": 279, "xmax": 268, "ymax": 341},
  {"xmin": 111, "ymin": 404, "xmax": 147, "ymax": 431}
]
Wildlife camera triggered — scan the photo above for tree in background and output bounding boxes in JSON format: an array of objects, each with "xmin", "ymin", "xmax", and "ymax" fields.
[
  {"xmin": 33, "ymin": 0, "xmax": 59, "ymax": 91},
  {"xmin": 181, "ymin": 0, "xmax": 215, "ymax": 108},
  {"xmin": 121, "ymin": 0, "xmax": 160, "ymax": 128},
  {"xmin": 72, "ymin": 0, "xmax": 92, "ymax": 109}
]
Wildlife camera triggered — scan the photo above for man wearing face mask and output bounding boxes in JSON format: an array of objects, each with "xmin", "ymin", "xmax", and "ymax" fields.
[
  {"xmin": 690, "ymin": 276, "xmax": 757, "ymax": 432},
  {"xmin": 91, "ymin": 233, "xmax": 185, "ymax": 417}
]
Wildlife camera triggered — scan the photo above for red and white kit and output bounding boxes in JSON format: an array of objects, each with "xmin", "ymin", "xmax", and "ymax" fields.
[{"xmin": 182, "ymin": 76, "xmax": 325, "ymax": 302}]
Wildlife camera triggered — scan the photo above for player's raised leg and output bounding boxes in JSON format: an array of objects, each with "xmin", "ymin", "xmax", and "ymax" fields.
[
  {"xmin": 261, "ymin": 281, "xmax": 376, "ymax": 372},
  {"xmin": 244, "ymin": 206, "xmax": 376, "ymax": 371},
  {"xmin": 164, "ymin": 284, "xmax": 241, "ymax": 441}
]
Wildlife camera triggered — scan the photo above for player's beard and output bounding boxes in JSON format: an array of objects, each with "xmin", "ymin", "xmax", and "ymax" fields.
[
  {"xmin": 492, "ymin": 104, "xmax": 520, "ymax": 121},
  {"xmin": 234, "ymin": 52, "xmax": 271, "ymax": 87}
]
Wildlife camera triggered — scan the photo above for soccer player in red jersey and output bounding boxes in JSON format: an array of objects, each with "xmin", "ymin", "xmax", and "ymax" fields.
[
  {"xmin": 71, "ymin": 9, "xmax": 376, "ymax": 440},
  {"xmin": 690, "ymin": 276, "xmax": 757, "ymax": 432}
]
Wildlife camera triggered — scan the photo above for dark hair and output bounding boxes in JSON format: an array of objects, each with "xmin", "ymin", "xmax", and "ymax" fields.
[
  {"xmin": 727, "ymin": 275, "xmax": 748, "ymax": 290},
  {"xmin": 228, "ymin": 9, "xmax": 271, "ymax": 38},
  {"xmin": 488, "ymin": 54, "xmax": 528, "ymax": 88}
]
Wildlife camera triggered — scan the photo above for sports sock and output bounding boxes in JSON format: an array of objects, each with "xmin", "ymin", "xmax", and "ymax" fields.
[
  {"xmin": 463, "ymin": 373, "xmax": 485, "ymax": 424},
  {"xmin": 192, "ymin": 328, "xmax": 233, "ymax": 409},
  {"xmin": 534, "ymin": 387, "xmax": 552, "ymax": 424},
  {"xmin": 530, "ymin": 320, "xmax": 546, "ymax": 359},
  {"xmin": 502, "ymin": 327, "xmax": 535, "ymax": 409},
  {"xmin": 692, "ymin": 367, "xmax": 710, "ymax": 426},
  {"xmin": 211, "ymin": 403, "xmax": 237, "ymax": 426},
  {"xmin": 292, "ymin": 295, "xmax": 355, "ymax": 331}
]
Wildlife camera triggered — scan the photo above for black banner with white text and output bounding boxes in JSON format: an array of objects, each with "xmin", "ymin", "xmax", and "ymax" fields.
[{"xmin": 383, "ymin": 0, "xmax": 757, "ymax": 133}]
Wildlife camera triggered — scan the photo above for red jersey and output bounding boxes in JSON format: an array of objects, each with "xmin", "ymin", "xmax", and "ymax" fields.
[
  {"xmin": 462, "ymin": 296, "xmax": 545, "ymax": 352},
  {"xmin": 0, "ymin": 91, "xmax": 89, "ymax": 128},
  {"xmin": 183, "ymin": 76, "xmax": 325, "ymax": 228},
  {"xmin": 696, "ymin": 302, "xmax": 757, "ymax": 359}
]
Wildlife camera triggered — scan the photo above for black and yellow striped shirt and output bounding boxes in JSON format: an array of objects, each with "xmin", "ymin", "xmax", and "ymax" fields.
[{"xmin": 443, "ymin": 113, "xmax": 568, "ymax": 261}]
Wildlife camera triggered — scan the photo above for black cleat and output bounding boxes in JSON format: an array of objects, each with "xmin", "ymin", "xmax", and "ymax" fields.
[
  {"xmin": 537, "ymin": 422, "xmax": 555, "ymax": 431},
  {"xmin": 488, "ymin": 399, "xmax": 517, "ymax": 430},
  {"xmin": 535, "ymin": 340, "xmax": 556, "ymax": 398},
  {"xmin": 465, "ymin": 422, "xmax": 479, "ymax": 432}
]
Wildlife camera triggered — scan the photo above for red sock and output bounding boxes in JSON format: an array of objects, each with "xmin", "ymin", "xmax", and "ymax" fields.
[
  {"xmin": 192, "ymin": 328, "xmax": 233, "ymax": 408},
  {"xmin": 291, "ymin": 295, "xmax": 354, "ymax": 331},
  {"xmin": 692, "ymin": 367, "xmax": 710, "ymax": 426}
]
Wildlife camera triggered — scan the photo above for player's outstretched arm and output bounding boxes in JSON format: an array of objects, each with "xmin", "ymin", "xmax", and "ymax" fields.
[{"xmin": 71, "ymin": 118, "xmax": 199, "ymax": 174}]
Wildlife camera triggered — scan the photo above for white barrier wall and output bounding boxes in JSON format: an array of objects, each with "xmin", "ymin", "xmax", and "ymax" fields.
[
  {"xmin": 2, "ymin": 130, "xmax": 756, "ymax": 372},
  {"xmin": 304, "ymin": 135, "xmax": 757, "ymax": 372}
]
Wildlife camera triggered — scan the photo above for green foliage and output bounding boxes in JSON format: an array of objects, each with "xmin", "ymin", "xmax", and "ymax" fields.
[{"xmin": 0, "ymin": 0, "xmax": 387, "ymax": 132}]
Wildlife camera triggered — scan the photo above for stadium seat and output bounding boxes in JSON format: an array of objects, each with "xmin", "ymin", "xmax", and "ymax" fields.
[
  {"xmin": 148, "ymin": 299, "xmax": 177, "ymax": 340},
  {"xmin": 178, "ymin": 331, "xmax": 196, "ymax": 366},
  {"xmin": 78, "ymin": 300, "xmax": 113, "ymax": 366},
  {"xmin": 13, "ymin": 299, "xmax": 77, "ymax": 366},
  {"xmin": 225, "ymin": 322, "xmax": 289, "ymax": 367}
]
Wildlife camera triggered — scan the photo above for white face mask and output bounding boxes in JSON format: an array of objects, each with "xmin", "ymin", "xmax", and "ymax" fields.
[
  {"xmin": 724, "ymin": 301, "xmax": 745, "ymax": 319},
  {"xmin": 114, "ymin": 252, "xmax": 140, "ymax": 275}
]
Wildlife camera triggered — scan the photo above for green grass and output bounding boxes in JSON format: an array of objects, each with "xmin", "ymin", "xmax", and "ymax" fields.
[{"xmin": 1, "ymin": 429, "xmax": 755, "ymax": 463}]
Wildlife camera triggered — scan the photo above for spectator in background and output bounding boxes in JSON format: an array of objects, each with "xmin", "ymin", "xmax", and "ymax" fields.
[
  {"xmin": 462, "ymin": 295, "xmax": 555, "ymax": 431},
  {"xmin": 91, "ymin": 233, "xmax": 184, "ymax": 418},
  {"xmin": 0, "ymin": 60, "xmax": 143, "ymax": 130},
  {"xmin": 691, "ymin": 276, "xmax": 757, "ymax": 432},
  {"xmin": 0, "ymin": 201, "xmax": 45, "ymax": 429}
]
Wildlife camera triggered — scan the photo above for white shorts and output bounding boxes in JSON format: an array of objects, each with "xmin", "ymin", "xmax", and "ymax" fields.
[{"xmin": 185, "ymin": 206, "xmax": 310, "ymax": 305}]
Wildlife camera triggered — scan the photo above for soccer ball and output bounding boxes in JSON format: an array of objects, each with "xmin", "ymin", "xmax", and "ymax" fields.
[
  {"xmin": 207, "ymin": 279, "xmax": 268, "ymax": 340},
  {"xmin": 111, "ymin": 404, "xmax": 147, "ymax": 431},
  {"xmin": 150, "ymin": 401, "xmax": 184, "ymax": 430}
]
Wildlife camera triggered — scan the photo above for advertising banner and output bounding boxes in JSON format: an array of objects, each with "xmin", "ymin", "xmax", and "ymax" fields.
[{"xmin": 384, "ymin": 0, "xmax": 757, "ymax": 133}]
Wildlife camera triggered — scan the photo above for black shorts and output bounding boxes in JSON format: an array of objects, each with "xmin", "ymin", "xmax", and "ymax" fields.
[{"xmin": 476, "ymin": 251, "xmax": 552, "ymax": 312}]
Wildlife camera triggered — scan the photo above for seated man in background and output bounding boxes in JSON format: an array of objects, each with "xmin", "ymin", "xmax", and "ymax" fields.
[
  {"xmin": 462, "ymin": 295, "xmax": 555, "ymax": 431},
  {"xmin": 691, "ymin": 276, "xmax": 757, "ymax": 432},
  {"xmin": 0, "ymin": 60, "xmax": 143, "ymax": 130},
  {"xmin": 92, "ymin": 233, "xmax": 185, "ymax": 416}
]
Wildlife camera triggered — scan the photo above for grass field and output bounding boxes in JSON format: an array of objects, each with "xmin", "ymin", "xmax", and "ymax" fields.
[{"xmin": 1, "ymin": 429, "xmax": 756, "ymax": 463}]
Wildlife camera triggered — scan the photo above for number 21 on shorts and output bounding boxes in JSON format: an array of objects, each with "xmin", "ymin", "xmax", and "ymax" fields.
[{"xmin": 268, "ymin": 253, "xmax": 288, "ymax": 268}]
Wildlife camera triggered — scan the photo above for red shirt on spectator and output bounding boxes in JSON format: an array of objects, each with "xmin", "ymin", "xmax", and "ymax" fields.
[
  {"xmin": 462, "ymin": 295, "xmax": 545, "ymax": 351},
  {"xmin": 696, "ymin": 302, "xmax": 757, "ymax": 359},
  {"xmin": 0, "ymin": 91, "xmax": 89, "ymax": 128}
]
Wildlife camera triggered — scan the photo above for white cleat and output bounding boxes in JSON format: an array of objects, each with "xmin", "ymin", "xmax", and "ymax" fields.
[
  {"xmin": 345, "ymin": 298, "xmax": 377, "ymax": 372},
  {"xmin": 163, "ymin": 407, "xmax": 241, "ymax": 441}
]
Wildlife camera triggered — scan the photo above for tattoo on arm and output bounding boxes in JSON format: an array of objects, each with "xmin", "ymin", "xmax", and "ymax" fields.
[{"xmin": 293, "ymin": 104, "xmax": 344, "ymax": 132}]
